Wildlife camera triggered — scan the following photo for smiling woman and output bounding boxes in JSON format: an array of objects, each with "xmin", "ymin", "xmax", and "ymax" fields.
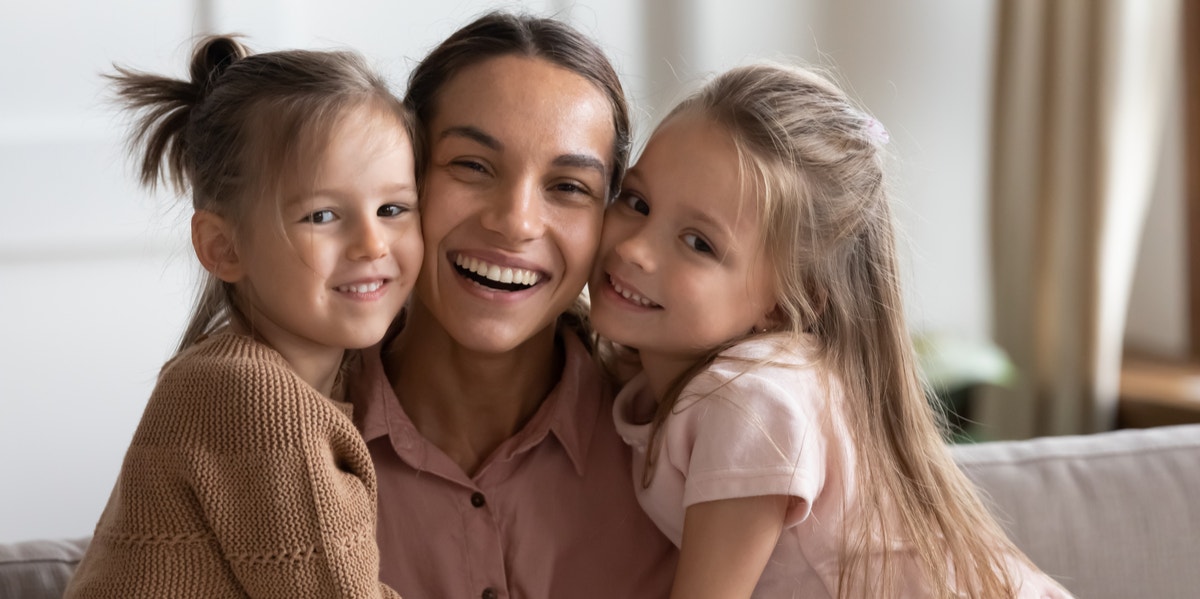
[{"xmin": 344, "ymin": 11, "xmax": 677, "ymax": 599}]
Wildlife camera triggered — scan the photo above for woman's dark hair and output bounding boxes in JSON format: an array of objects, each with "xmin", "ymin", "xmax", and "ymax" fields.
[
  {"xmin": 404, "ymin": 11, "xmax": 631, "ymax": 201},
  {"xmin": 108, "ymin": 35, "xmax": 412, "ymax": 353}
]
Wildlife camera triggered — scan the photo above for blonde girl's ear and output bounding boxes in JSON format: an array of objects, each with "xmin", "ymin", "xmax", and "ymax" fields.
[
  {"xmin": 754, "ymin": 304, "xmax": 785, "ymax": 334},
  {"xmin": 191, "ymin": 210, "xmax": 244, "ymax": 283}
]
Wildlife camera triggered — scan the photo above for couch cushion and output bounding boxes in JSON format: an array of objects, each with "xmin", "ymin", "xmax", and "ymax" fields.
[
  {"xmin": 952, "ymin": 424, "xmax": 1200, "ymax": 599},
  {"xmin": 0, "ymin": 537, "xmax": 89, "ymax": 599}
]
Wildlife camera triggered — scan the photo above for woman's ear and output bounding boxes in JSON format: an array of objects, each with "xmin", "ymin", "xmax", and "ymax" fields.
[{"xmin": 192, "ymin": 210, "xmax": 243, "ymax": 283}]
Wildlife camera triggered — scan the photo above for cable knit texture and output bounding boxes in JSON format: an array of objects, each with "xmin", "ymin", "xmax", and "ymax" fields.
[{"xmin": 63, "ymin": 332, "xmax": 401, "ymax": 598}]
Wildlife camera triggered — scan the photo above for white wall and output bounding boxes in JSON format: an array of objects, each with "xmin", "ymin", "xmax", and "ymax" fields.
[{"xmin": 0, "ymin": 0, "xmax": 1092, "ymax": 542}]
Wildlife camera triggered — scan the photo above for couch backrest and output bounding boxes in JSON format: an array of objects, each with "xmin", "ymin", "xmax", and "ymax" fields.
[
  {"xmin": 952, "ymin": 424, "xmax": 1200, "ymax": 599},
  {"xmin": 0, "ymin": 537, "xmax": 89, "ymax": 599}
]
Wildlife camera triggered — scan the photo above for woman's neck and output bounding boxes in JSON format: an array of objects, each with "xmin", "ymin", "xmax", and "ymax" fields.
[{"xmin": 383, "ymin": 301, "xmax": 563, "ymax": 475}]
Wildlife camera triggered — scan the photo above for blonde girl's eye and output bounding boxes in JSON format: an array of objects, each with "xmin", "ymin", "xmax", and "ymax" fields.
[
  {"xmin": 682, "ymin": 233, "xmax": 715, "ymax": 255},
  {"xmin": 620, "ymin": 191, "xmax": 650, "ymax": 215},
  {"xmin": 301, "ymin": 209, "xmax": 336, "ymax": 224}
]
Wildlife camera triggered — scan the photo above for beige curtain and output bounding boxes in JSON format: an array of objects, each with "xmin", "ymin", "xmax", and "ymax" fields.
[{"xmin": 980, "ymin": 0, "xmax": 1179, "ymax": 439}]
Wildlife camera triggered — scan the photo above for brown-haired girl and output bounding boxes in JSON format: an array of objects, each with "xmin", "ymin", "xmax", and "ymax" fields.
[
  {"xmin": 590, "ymin": 62, "xmax": 1074, "ymax": 598},
  {"xmin": 64, "ymin": 35, "xmax": 418, "ymax": 598}
]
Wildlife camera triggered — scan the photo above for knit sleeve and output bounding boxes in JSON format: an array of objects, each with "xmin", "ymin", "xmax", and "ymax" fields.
[{"xmin": 177, "ymin": 342, "xmax": 402, "ymax": 598}]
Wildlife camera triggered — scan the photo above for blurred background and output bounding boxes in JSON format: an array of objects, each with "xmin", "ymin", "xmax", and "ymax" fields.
[{"xmin": 1, "ymin": 0, "xmax": 1192, "ymax": 543}]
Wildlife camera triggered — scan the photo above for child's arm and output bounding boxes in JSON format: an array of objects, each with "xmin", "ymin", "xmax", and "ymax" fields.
[{"xmin": 671, "ymin": 494, "xmax": 790, "ymax": 599}]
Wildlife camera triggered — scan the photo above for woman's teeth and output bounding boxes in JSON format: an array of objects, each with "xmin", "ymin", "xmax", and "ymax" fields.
[{"xmin": 455, "ymin": 255, "xmax": 541, "ymax": 286}]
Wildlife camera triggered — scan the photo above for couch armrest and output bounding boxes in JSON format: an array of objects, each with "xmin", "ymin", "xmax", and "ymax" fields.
[
  {"xmin": 0, "ymin": 537, "xmax": 90, "ymax": 599},
  {"xmin": 952, "ymin": 424, "xmax": 1200, "ymax": 599}
]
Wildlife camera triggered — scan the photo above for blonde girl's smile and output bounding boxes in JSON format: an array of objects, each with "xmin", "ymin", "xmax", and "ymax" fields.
[{"xmin": 599, "ymin": 273, "xmax": 662, "ymax": 309}]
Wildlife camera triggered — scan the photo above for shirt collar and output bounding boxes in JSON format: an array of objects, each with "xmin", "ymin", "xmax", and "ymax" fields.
[{"xmin": 350, "ymin": 332, "xmax": 604, "ymax": 477}]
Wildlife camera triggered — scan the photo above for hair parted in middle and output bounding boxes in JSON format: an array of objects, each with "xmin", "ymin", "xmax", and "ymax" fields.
[
  {"xmin": 403, "ymin": 10, "xmax": 631, "ymax": 203},
  {"xmin": 641, "ymin": 62, "xmax": 1030, "ymax": 598},
  {"xmin": 108, "ymin": 34, "xmax": 413, "ymax": 354}
]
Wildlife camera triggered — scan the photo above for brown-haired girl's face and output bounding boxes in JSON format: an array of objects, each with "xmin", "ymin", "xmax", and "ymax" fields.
[
  {"xmin": 230, "ymin": 105, "xmax": 422, "ymax": 355},
  {"xmin": 414, "ymin": 55, "xmax": 614, "ymax": 353},
  {"xmin": 589, "ymin": 114, "xmax": 778, "ymax": 382}
]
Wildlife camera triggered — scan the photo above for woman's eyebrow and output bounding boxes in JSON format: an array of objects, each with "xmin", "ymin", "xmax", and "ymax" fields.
[
  {"xmin": 438, "ymin": 125, "xmax": 501, "ymax": 150},
  {"xmin": 553, "ymin": 153, "xmax": 606, "ymax": 177},
  {"xmin": 439, "ymin": 124, "xmax": 605, "ymax": 177}
]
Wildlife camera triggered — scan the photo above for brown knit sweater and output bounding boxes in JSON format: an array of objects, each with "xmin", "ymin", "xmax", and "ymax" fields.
[{"xmin": 64, "ymin": 332, "xmax": 401, "ymax": 599}]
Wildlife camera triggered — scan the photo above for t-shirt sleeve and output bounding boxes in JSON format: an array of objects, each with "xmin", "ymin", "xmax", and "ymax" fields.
[{"xmin": 668, "ymin": 370, "xmax": 826, "ymax": 528}]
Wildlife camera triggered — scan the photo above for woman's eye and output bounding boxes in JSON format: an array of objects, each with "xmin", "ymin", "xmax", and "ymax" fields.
[
  {"xmin": 302, "ymin": 209, "xmax": 336, "ymax": 224},
  {"xmin": 453, "ymin": 159, "xmax": 488, "ymax": 174},
  {"xmin": 554, "ymin": 182, "xmax": 585, "ymax": 195},
  {"xmin": 621, "ymin": 193, "xmax": 650, "ymax": 215},
  {"xmin": 378, "ymin": 204, "xmax": 409, "ymax": 217},
  {"xmin": 682, "ymin": 233, "xmax": 714, "ymax": 255}
]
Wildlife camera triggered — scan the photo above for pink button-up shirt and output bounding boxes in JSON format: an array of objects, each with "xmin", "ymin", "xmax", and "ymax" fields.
[{"xmin": 350, "ymin": 333, "xmax": 678, "ymax": 599}]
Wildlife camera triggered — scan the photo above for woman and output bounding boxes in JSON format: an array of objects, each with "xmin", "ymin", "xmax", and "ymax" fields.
[{"xmin": 348, "ymin": 11, "xmax": 678, "ymax": 598}]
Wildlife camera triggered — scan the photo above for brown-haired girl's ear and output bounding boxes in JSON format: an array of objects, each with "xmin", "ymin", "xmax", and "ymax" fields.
[{"xmin": 191, "ymin": 210, "xmax": 243, "ymax": 283}]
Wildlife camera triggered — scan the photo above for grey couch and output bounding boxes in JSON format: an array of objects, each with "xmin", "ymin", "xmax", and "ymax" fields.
[{"xmin": 3, "ymin": 424, "xmax": 1198, "ymax": 599}]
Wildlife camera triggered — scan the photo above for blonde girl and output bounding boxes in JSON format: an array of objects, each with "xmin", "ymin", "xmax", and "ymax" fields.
[
  {"xmin": 589, "ymin": 63, "xmax": 1073, "ymax": 598},
  {"xmin": 64, "ymin": 35, "xmax": 419, "ymax": 598}
]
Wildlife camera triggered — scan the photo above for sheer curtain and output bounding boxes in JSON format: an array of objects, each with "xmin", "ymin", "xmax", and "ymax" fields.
[{"xmin": 980, "ymin": 0, "xmax": 1179, "ymax": 439}]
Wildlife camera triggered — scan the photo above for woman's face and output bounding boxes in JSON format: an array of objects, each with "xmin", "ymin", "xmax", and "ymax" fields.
[{"xmin": 415, "ymin": 55, "xmax": 614, "ymax": 354}]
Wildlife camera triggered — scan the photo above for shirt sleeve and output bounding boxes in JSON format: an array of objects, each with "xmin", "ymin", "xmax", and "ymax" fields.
[
  {"xmin": 667, "ymin": 369, "xmax": 827, "ymax": 528},
  {"xmin": 186, "ymin": 355, "xmax": 402, "ymax": 599}
]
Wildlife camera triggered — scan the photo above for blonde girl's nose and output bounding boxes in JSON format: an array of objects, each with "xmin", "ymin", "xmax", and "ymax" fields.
[{"xmin": 613, "ymin": 226, "xmax": 656, "ymax": 272}]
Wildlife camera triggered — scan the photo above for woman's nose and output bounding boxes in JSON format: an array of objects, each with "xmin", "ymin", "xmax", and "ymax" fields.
[{"xmin": 480, "ymin": 180, "xmax": 545, "ymax": 243}]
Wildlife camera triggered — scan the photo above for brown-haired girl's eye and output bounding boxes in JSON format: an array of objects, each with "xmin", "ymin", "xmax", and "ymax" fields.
[{"xmin": 378, "ymin": 204, "xmax": 410, "ymax": 217}]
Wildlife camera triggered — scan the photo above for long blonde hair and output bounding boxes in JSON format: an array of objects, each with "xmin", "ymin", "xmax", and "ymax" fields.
[
  {"xmin": 108, "ymin": 35, "xmax": 411, "ymax": 355},
  {"xmin": 647, "ymin": 63, "xmax": 1029, "ymax": 598}
]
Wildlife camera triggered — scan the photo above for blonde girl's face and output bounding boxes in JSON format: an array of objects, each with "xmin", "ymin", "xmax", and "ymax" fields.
[
  {"xmin": 589, "ymin": 113, "xmax": 778, "ymax": 381},
  {"xmin": 233, "ymin": 105, "xmax": 422, "ymax": 357}
]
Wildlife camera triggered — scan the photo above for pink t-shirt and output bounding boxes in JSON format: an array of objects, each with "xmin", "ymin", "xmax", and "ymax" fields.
[
  {"xmin": 350, "ymin": 332, "xmax": 678, "ymax": 599},
  {"xmin": 613, "ymin": 337, "xmax": 1073, "ymax": 598}
]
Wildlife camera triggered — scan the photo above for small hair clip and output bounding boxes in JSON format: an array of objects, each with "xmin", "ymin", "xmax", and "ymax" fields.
[{"xmin": 866, "ymin": 117, "xmax": 889, "ymax": 145}]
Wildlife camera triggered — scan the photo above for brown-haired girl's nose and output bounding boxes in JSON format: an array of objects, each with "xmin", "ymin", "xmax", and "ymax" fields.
[{"xmin": 350, "ymin": 220, "xmax": 389, "ymax": 261}]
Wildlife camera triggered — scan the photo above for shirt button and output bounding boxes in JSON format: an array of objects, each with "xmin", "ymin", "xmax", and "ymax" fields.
[
  {"xmin": 470, "ymin": 492, "xmax": 486, "ymax": 508},
  {"xmin": 482, "ymin": 587, "xmax": 499, "ymax": 599}
]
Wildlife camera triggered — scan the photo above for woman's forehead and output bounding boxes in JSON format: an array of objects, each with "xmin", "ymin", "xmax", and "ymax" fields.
[{"xmin": 430, "ymin": 55, "xmax": 614, "ymax": 154}]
